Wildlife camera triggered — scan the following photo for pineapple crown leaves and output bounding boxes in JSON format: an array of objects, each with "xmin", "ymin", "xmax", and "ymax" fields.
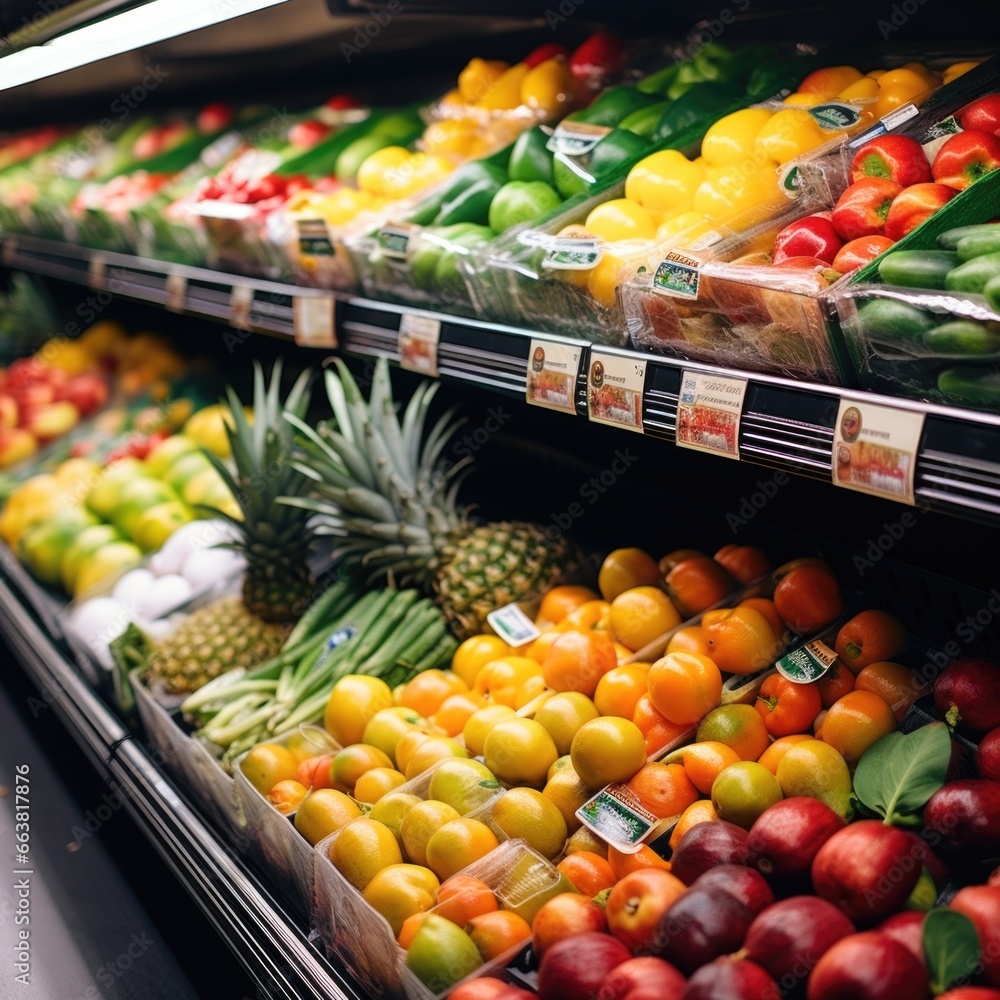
[
  {"xmin": 279, "ymin": 357, "xmax": 474, "ymax": 585},
  {"xmin": 200, "ymin": 359, "xmax": 318, "ymax": 544}
]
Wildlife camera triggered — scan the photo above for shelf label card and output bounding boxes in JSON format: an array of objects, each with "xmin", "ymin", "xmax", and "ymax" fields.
[
  {"xmin": 293, "ymin": 295, "xmax": 337, "ymax": 348},
  {"xmin": 676, "ymin": 370, "xmax": 748, "ymax": 460},
  {"xmin": 833, "ymin": 397, "xmax": 925, "ymax": 505},
  {"xmin": 165, "ymin": 271, "xmax": 187, "ymax": 313},
  {"xmin": 296, "ymin": 219, "xmax": 334, "ymax": 257},
  {"xmin": 398, "ymin": 313, "xmax": 440, "ymax": 377},
  {"xmin": 526, "ymin": 340, "xmax": 581, "ymax": 415},
  {"xmin": 576, "ymin": 783, "xmax": 661, "ymax": 854},
  {"xmin": 653, "ymin": 250, "xmax": 701, "ymax": 299},
  {"xmin": 776, "ymin": 639, "xmax": 839, "ymax": 684},
  {"xmin": 88, "ymin": 254, "xmax": 107, "ymax": 291},
  {"xmin": 587, "ymin": 352, "xmax": 645, "ymax": 434},
  {"xmin": 378, "ymin": 224, "xmax": 412, "ymax": 260},
  {"xmin": 229, "ymin": 284, "xmax": 254, "ymax": 330},
  {"xmin": 487, "ymin": 603, "xmax": 541, "ymax": 647}
]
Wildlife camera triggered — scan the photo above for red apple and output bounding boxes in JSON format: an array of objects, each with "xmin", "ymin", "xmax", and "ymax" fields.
[
  {"xmin": 22, "ymin": 401, "xmax": 79, "ymax": 442},
  {"xmin": 289, "ymin": 119, "xmax": 332, "ymax": 150},
  {"xmin": 832, "ymin": 235, "xmax": 896, "ymax": 275},
  {"xmin": 878, "ymin": 912, "xmax": 925, "ymax": 967},
  {"xmin": 979, "ymin": 729, "xmax": 1000, "ymax": 780},
  {"xmin": 832, "ymin": 179, "xmax": 903, "ymax": 240},
  {"xmin": 932, "ymin": 130, "xmax": 1000, "ymax": 191},
  {"xmin": 0, "ymin": 427, "xmax": 37, "ymax": 467},
  {"xmin": 11, "ymin": 380, "xmax": 54, "ymax": 409},
  {"xmin": 950, "ymin": 886, "xmax": 1000, "ymax": 987},
  {"xmin": 650, "ymin": 888, "xmax": 754, "ymax": 975},
  {"xmin": 850, "ymin": 135, "xmax": 932, "ymax": 187},
  {"xmin": 5, "ymin": 357, "xmax": 49, "ymax": 386},
  {"xmin": 449, "ymin": 980, "xmax": 514, "ymax": 1000},
  {"xmin": 811, "ymin": 821, "xmax": 922, "ymax": 925},
  {"xmin": 669, "ymin": 821, "xmax": 750, "ymax": 885},
  {"xmin": 533, "ymin": 893, "xmax": 607, "ymax": 958},
  {"xmin": 772, "ymin": 213, "xmax": 844, "ymax": 266},
  {"xmin": 0, "ymin": 394, "xmax": 18, "ymax": 429},
  {"xmin": 938, "ymin": 990, "xmax": 1000, "ymax": 1000},
  {"xmin": 537, "ymin": 933, "xmax": 631, "ymax": 1000},
  {"xmin": 605, "ymin": 869, "xmax": 686, "ymax": 954},
  {"xmin": 683, "ymin": 958, "xmax": 779, "ymax": 1000},
  {"xmin": 884, "ymin": 183, "xmax": 956, "ymax": 241},
  {"xmin": 958, "ymin": 94, "xmax": 1000, "ymax": 136},
  {"xmin": 690, "ymin": 866, "xmax": 774, "ymax": 916},
  {"xmin": 924, "ymin": 779, "xmax": 1000, "ymax": 856},
  {"xmin": 935, "ymin": 659, "xmax": 1000, "ymax": 735},
  {"xmin": 806, "ymin": 931, "xmax": 928, "ymax": 1000},
  {"xmin": 597, "ymin": 956, "xmax": 686, "ymax": 1000},
  {"xmin": 197, "ymin": 102, "xmax": 234, "ymax": 134},
  {"xmin": 57, "ymin": 373, "xmax": 109, "ymax": 417}
]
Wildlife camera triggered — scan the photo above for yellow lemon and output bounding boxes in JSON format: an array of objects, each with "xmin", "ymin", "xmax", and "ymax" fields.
[{"xmin": 330, "ymin": 817, "xmax": 403, "ymax": 891}]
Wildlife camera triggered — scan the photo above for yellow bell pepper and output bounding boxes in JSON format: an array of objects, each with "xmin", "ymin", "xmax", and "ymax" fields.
[
  {"xmin": 587, "ymin": 252, "xmax": 628, "ymax": 309},
  {"xmin": 943, "ymin": 60, "xmax": 981, "ymax": 85},
  {"xmin": 754, "ymin": 109, "xmax": 831, "ymax": 165},
  {"xmin": 871, "ymin": 67, "xmax": 935, "ymax": 120},
  {"xmin": 422, "ymin": 118, "xmax": 480, "ymax": 159},
  {"xmin": 701, "ymin": 108, "xmax": 774, "ymax": 168},
  {"xmin": 458, "ymin": 58, "xmax": 508, "ymax": 103},
  {"xmin": 585, "ymin": 199, "xmax": 658, "ymax": 242},
  {"xmin": 837, "ymin": 76, "xmax": 880, "ymax": 101},
  {"xmin": 624, "ymin": 150, "xmax": 705, "ymax": 214},
  {"xmin": 782, "ymin": 92, "xmax": 823, "ymax": 107},
  {"xmin": 655, "ymin": 210, "xmax": 714, "ymax": 246},
  {"xmin": 797, "ymin": 65, "xmax": 863, "ymax": 99},
  {"xmin": 693, "ymin": 157, "xmax": 782, "ymax": 227},
  {"xmin": 479, "ymin": 62, "xmax": 529, "ymax": 111},
  {"xmin": 520, "ymin": 58, "xmax": 575, "ymax": 114},
  {"xmin": 356, "ymin": 146, "xmax": 412, "ymax": 197}
]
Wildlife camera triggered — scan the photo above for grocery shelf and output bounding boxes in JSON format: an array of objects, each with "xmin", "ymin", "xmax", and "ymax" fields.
[
  {"xmin": 5, "ymin": 232, "xmax": 1000, "ymax": 526},
  {"xmin": 0, "ymin": 556, "xmax": 364, "ymax": 1000}
]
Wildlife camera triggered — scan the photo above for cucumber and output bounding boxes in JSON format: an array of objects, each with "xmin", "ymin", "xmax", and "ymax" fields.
[
  {"xmin": 923, "ymin": 320, "xmax": 1000, "ymax": 357},
  {"xmin": 856, "ymin": 298, "xmax": 936, "ymax": 340},
  {"xmin": 944, "ymin": 252, "xmax": 1000, "ymax": 294},
  {"xmin": 938, "ymin": 224, "xmax": 1000, "ymax": 251},
  {"xmin": 957, "ymin": 230, "xmax": 1000, "ymax": 261},
  {"xmin": 937, "ymin": 366, "xmax": 1000, "ymax": 408},
  {"xmin": 877, "ymin": 250, "xmax": 959, "ymax": 290}
]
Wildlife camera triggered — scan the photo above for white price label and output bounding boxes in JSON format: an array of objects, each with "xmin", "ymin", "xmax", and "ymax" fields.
[
  {"xmin": 165, "ymin": 271, "xmax": 187, "ymax": 313},
  {"xmin": 398, "ymin": 314, "xmax": 440, "ymax": 377},
  {"xmin": 675, "ymin": 370, "xmax": 748, "ymax": 460},
  {"xmin": 487, "ymin": 603, "xmax": 541, "ymax": 646},
  {"xmin": 293, "ymin": 296, "xmax": 337, "ymax": 348},
  {"xmin": 832, "ymin": 397, "xmax": 925, "ymax": 505},
  {"xmin": 526, "ymin": 340, "xmax": 581, "ymax": 415},
  {"xmin": 587, "ymin": 352, "xmax": 645, "ymax": 434},
  {"xmin": 229, "ymin": 284, "xmax": 254, "ymax": 330}
]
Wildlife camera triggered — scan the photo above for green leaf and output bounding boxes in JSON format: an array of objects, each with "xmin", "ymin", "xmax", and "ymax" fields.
[
  {"xmin": 923, "ymin": 908, "xmax": 980, "ymax": 995},
  {"xmin": 852, "ymin": 721, "xmax": 951, "ymax": 826}
]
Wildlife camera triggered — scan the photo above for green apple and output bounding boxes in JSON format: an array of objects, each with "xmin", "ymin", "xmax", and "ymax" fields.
[
  {"xmin": 133, "ymin": 500, "xmax": 193, "ymax": 553},
  {"xmin": 405, "ymin": 914, "xmax": 482, "ymax": 990},
  {"xmin": 163, "ymin": 450, "xmax": 213, "ymax": 494},
  {"xmin": 20, "ymin": 507, "xmax": 99, "ymax": 587},
  {"xmin": 111, "ymin": 477, "xmax": 179, "ymax": 539},
  {"xmin": 144, "ymin": 434, "xmax": 199, "ymax": 480},
  {"xmin": 85, "ymin": 458, "xmax": 145, "ymax": 520}
]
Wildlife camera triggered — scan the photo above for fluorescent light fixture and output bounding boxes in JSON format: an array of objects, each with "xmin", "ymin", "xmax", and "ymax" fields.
[{"xmin": 0, "ymin": 0, "xmax": 290, "ymax": 92}]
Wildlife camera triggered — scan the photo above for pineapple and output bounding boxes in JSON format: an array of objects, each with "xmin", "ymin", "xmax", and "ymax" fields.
[
  {"xmin": 284, "ymin": 358, "xmax": 576, "ymax": 640},
  {"xmin": 147, "ymin": 360, "xmax": 316, "ymax": 694}
]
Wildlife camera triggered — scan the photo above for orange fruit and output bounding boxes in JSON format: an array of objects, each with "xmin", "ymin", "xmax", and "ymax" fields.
[
  {"xmin": 462, "ymin": 704, "xmax": 517, "ymax": 757},
  {"xmin": 483, "ymin": 717, "xmax": 558, "ymax": 788},
  {"xmin": 324, "ymin": 675, "xmax": 394, "ymax": 747},
  {"xmin": 425, "ymin": 818, "xmax": 501, "ymax": 881},
  {"xmin": 559, "ymin": 600, "xmax": 612, "ymax": 632},
  {"xmin": 467, "ymin": 910, "xmax": 532, "ymax": 961},
  {"xmin": 399, "ymin": 670, "xmax": 468, "ymax": 718},
  {"xmin": 738, "ymin": 597, "xmax": 784, "ymax": 638},
  {"xmin": 658, "ymin": 549, "xmax": 703, "ymax": 575},
  {"xmin": 819, "ymin": 689, "xmax": 896, "ymax": 766},
  {"xmin": 267, "ymin": 779, "xmax": 308, "ymax": 815},
  {"xmin": 404, "ymin": 736, "xmax": 469, "ymax": 781},
  {"xmin": 696, "ymin": 704, "xmax": 770, "ymax": 761},
  {"xmin": 594, "ymin": 663, "xmax": 651, "ymax": 719},
  {"xmin": 755, "ymin": 674, "xmax": 823, "ymax": 737},
  {"xmin": 330, "ymin": 743, "xmax": 395, "ymax": 795},
  {"xmin": 538, "ymin": 585, "xmax": 602, "ymax": 625},
  {"xmin": 542, "ymin": 629, "xmax": 617, "ymax": 697},
  {"xmin": 525, "ymin": 630, "xmax": 564, "ymax": 664},
  {"xmin": 835, "ymin": 610, "xmax": 908, "ymax": 674},
  {"xmin": 854, "ymin": 661, "xmax": 921, "ymax": 720},
  {"xmin": 452, "ymin": 635, "xmax": 512, "ymax": 688},
  {"xmin": 474, "ymin": 656, "xmax": 542, "ymax": 707},
  {"xmin": 556, "ymin": 852, "xmax": 617, "ymax": 896},
  {"xmin": 353, "ymin": 766, "xmax": 407, "ymax": 804},
  {"xmin": 668, "ymin": 799, "xmax": 719, "ymax": 851},
  {"xmin": 703, "ymin": 606, "xmax": 782, "ymax": 676},
  {"xmin": 433, "ymin": 692, "xmax": 486, "ymax": 737},
  {"xmin": 666, "ymin": 626, "xmax": 711, "ymax": 657},
  {"xmin": 571, "ymin": 717, "xmax": 648, "ymax": 790},
  {"xmin": 542, "ymin": 762, "xmax": 590, "ymax": 834},
  {"xmin": 773, "ymin": 563, "xmax": 843, "ymax": 636},
  {"xmin": 627, "ymin": 761, "xmax": 699, "ymax": 819},
  {"xmin": 535, "ymin": 692, "xmax": 601, "ymax": 756},
  {"xmin": 608, "ymin": 843, "xmax": 671, "ymax": 880},
  {"xmin": 516, "ymin": 672, "xmax": 548, "ymax": 709},
  {"xmin": 647, "ymin": 652, "xmax": 723, "ymax": 726},
  {"xmin": 434, "ymin": 874, "xmax": 498, "ymax": 927},
  {"xmin": 716, "ymin": 545, "xmax": 771, "ymax": 585},
  {"xmin": 609, "ymin": 587, "xmax": 682, "ymax": 653},
  {"xmin": 598, "ymin": 548, "xmax": 661, "ymax": 601},
  {"xmin": 665, "ymin": 555, "xmax": 736, "ymax": 617},
  {"xmin": 633, "ymin": 694, "xmax": 691, "ymax": 757},
  {"xmin": 663, "ymin": 741, "xmax": 741, "ymax": 795},
  {"xmin": 756, "ymin": 733, "xmax": 812, "ymax": 774},
  {"xmin": 394, "ymin": 729, "xmax": 432, "ymax": 775},
  {"xmin": 817, "ymin": 662, "xmax": 855, "ymax": 708}
]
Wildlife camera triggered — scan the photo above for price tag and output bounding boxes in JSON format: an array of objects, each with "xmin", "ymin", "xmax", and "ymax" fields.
[
  {"xmin": 398, "ymin": 313, "xmax": 440, "ymax": 377},
  {"xmin": 487, "ymin": 603, "xmax": 541, "ymax": 646},
  {"xmin": 776, "ymin": 639, "xmax": 840, "ymax": 684},
  {"xmin": 675, "ymin": 370, "xmax": 748, "ymax": 460},
  {"xmin": 88, "ymin": 254, "xmax": 107, "ymax": 291},
  {"xmin": 165, "ymin": 271, "xmax": 187, "ymax": 313},
  {"xmin": 586, "ymin": 352, "xmax": 645, "ymax": 434},
  {"xmin": 293, "ymin": 296, "xmax": 337, "ymax": 348},
  {"xmin": 832, "ymin": 397, "xmax": 925, "ymax": 505},
  {"xmin": 378, "ymin": 224, "xmax": 412, "ymax": 260},
  {"xmin": 653, "ymin": 251, "xmax": 702, "ymax": 300},
  {"xmin": 229, "ymin": 284, "xmax": 254, "ymax": 330},
  {"xmin": 297, "ymin": 219, "xmax": 334, "ymax": 257},
  {"xmin": 541, "ymin": 238, "xmax": 601, "ymax": 270},
  {"xmin": 882, "ymin": 102, "xmax": 920, "ymax": 131},
  {"xmin": 576, "ymin": 783, "xmax": 662, "ymax": 854},
  {"xmin": 526, "ymin": 340, "xmax": 581, "ymax": 415}
]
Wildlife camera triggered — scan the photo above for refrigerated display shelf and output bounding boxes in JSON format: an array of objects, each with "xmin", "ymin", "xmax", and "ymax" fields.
[
  {"xmin": 0, "ymin": 556, "xmax": 366, "ymax": 1000},
  {"xmin": 4, "ymin": 233, "xmax": 1000, "ymax": 525}
]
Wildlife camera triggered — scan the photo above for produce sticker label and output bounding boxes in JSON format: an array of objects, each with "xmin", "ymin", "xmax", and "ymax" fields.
[
  {"xmin": 808, "ymin": 102, "xmax": 863, "ymax": 131},
  {"xmin": 546, "ymin": 121, "xmax": 613, "ymax": 157},
  {"xmin": 541, "ymin": 238, "xmax": 601, "ymax": 270},
  {"xmin": 487, "ymin": 603, "xmax": 541, "ymax": 646},
  {"xmin": 653, "ymin": 251, "xmax": 701, "ymax": 299},
  {"xmin": 676, "ymin": 370, "xmax": 747, "ymax": 460},
  {"xmin": 778, "ymin": 162, "xmax": 802, "ymax": 199},
  {"xmin": 777, "ymin": 639, "xmax": 840, "ymax": 684},
  {"xmin": 577, "ymin": 783, "xmax": 660, "ymax": 854},
  {"xmin": 296, "ymin": 219, "xmax": 335, "ymax": 257},
  {"xmin": 587, "ymin": 352, "xmax": 645, "ymax": 434},
  {"xmin": 293, "ymin": 295, "xmax": 337, "ymax": 349},
  {"xmin": 378, "ymin": 224, "xmax": 413, "ymax": 260},
  {"xmin": 398, "ymin": 313, "xmax": 440, "ymax": 377},
  {"xmin": 526, "ymin": 340, "xmax": 581, "ymax": 415},
  {"xmin": 833, "ymin": 398, "xmax": 925, "ymax": 505}
]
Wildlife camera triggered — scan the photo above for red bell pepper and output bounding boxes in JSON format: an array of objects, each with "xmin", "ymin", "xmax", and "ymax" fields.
[
  {"xmin": 832, "ymin": 178, "xmax": 902, "ymax": 240},
  {"xmin": 958, "ymin": 94, "xmax": 1000, "ymax": 137},
  {"xmin": 932, "ymin": 130, "xmax": 1000, "ymax": 190},
  {"xmin": 884, "ymin": 182, "xmax": 956, "ymax": 241},
  {"xmin": 524, "ymin": 43, "xmax": 571, "ymax": 68},
  {"xmin": 772, "ymin": 212, "xmax": 844, "ymax": 266},
  {"xmin": 569, "ymin": 32, "xmax": 625, "ymax": 86},
  {"xmin": 850, "ymin": 134, "xmax": 931, "ymax": 187}
]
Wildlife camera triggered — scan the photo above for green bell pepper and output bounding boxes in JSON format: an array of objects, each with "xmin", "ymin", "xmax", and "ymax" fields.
[
  {"xmin": 651, "ymin": 80, "xmax": 744, "ymax": 146},
  {"xmin": 434, "ymin": 161, "xmax": 507, "ymax": 227},
  {"xmin": 488, "ymin": 181, "xmax": 562, "ymax": 233},
  {"xmin": 552, "ymin": 128, "xmax": 648, "ymax": 200},
  {"xmin": 410, "ymin": 222, "xmax": 484, "ymax": 291},
  {"xmin": 877, "ymin": 250, "xmax": 960, "ymax": 290},
  {"xmin": 620, "ymin": 101, "xmax": 672, "ymax": 138},
  {"xmin": 509, "ymin": 127, "xmax": 554, "ymax": 185},
  {"xmin": 571, "ymin": 86, "xmax": 661, "ymax": 127},
  {"xmin": 636, "ymin": 64, "xmax": 680, "ymax": 97}
]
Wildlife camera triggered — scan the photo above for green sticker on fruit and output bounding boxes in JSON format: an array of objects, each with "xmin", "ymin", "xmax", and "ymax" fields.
[
  {"xmin": 653, "ymin": 251, "xmax": 700, "ymax": 299},
  {"xmin": 809, "ymin": 102, "xmax": 862, "ymax": 131},
  {"xmin": 576, "ymin": 783, "xmax": 659, "ymax": 854},
  {"xmin": 776, "ymin": 639, "xmax": 839, "ymax": 683}
]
